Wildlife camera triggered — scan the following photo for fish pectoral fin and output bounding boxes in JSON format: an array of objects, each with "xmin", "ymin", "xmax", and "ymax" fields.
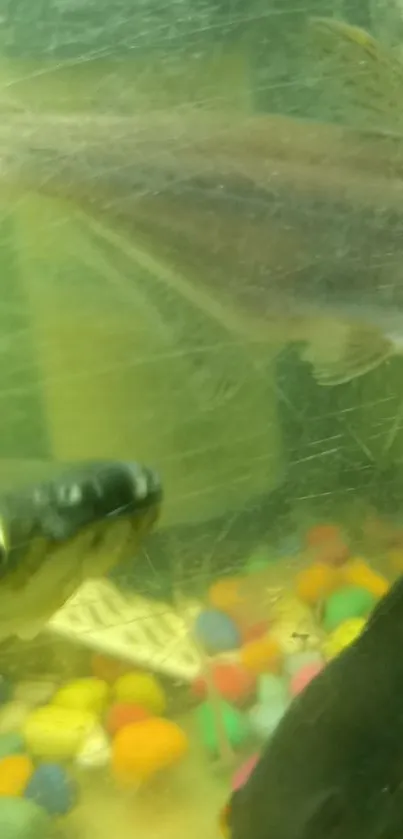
[
  {"xmin": 40, "ymin": 510, "xmax": 78, "ymax": 542},
  {"xmin": 16, "ymin": 622, "xmax": 45, "ymax": 641},
  {"xmin": 301, "ymin": 323, "xmax": 392, "ymax": 386}
]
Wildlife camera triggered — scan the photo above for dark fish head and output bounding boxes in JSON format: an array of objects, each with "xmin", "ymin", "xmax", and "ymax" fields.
[
  {"xmin": 32, "ymin": 459, "xmax": 162, "ymax": 544},
  {"xmin": 0, "ymin": 459, "xmax": 162, "ymax": 640},
  {"xmin": 223, "ymin": 575, "xmax": 403, "ymax": 839}
]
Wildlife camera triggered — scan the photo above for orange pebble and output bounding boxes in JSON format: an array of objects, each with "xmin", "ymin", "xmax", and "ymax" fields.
[
  {"xmin": 208, "ymin": 577, "xmax": 244, "ymax": 616},
  {"xmin": 296, "ymin": 563, "xmax": 341, "ymax": 605},
  {"xmin": 112, "ymin": 718, "xmax": 188, "ymax": 785},
  {"xmin": 240, "ymin": 635, "xmax": 282, "ymax": 675},
  {"xmin": 91, "ymin": 654, "xmax": 130, "ymax": 684},
  {"xmin": 342, "ymin": 558, "xmax": 389, "ymax": 598},
  {"xmin": 0, "ymin": 755, "xmax": 34, "ymax": 796}
]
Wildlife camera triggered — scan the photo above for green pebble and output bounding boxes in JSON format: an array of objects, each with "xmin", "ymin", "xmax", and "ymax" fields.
[
  {"xmin": 323, "ymin": 586, "xmax": 376, "ymax": 633},
  {"xmin": 258, "ymin": 674, "xmax": 288, "ymax": 706},
  {"xmin": 0, "ymin": 798, "xmax": 52, "ymax": 839},
  {"xmin": 245, "ymin": 547, "xmax": 273, "ymax": 574},
  {"xmin": 0, "ymin": 733, "xmax": 25, "ymax": 759},
  {"xmin": 196, "ymin": 700, "xmax": 250, "ymax": 754}
]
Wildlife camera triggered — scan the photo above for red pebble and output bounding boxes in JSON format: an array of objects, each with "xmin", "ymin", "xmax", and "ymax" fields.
[
  {"xmin": 192, "ymin": 662, "xmax": 256, "ymax": 706},
  {"xmin": 306, "ymin": 524, "xmax": 342, "ymax": 548},
  {"xmin": 305, "ymin": 524, "xmax": 349, "ymax": 568},
  {"xmin": 91, "ymin": 653, "xmax": 131, "ymax": 684},
  {"xmin": 290, "ymin": 662, "xmax": 323, "ymax": 697},
  {"xmin": 315, "ymin": 540, "xmax": 350, "ymax": 568},
  {"xmin": 241, "ymin": 621, "xmax": 269, "ymax": 644},
  {"xmin": 106, "ymin": 703, "xmax": 151, "ymax": 737}
]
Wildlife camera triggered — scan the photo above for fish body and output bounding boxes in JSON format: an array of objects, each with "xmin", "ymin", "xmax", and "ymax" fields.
[
  {"xmin": 1, "ymin": 22, "xmax": 403, "ymax": 385},
  {"xmin": 5, "ymin": 104, "xmax": 403, "ymax": 386},
  {"xmin": 0, "ymin": 459, "xmax": 162, "ymax": 641},
  {"xmin": 225, "ymin": 575, "xmax": 403, "ymax": 839}
]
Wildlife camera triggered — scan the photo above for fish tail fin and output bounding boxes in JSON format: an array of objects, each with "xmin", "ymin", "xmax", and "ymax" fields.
[
  {"xmin": 301, "ymin": 322, "xmax": 392, "ymax": 386},
  {"xmin": 307, "ymin": 16, "xmax": 403, "ymax": 134}
]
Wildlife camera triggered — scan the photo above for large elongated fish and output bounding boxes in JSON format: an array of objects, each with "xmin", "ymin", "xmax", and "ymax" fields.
[
  {"xmin": 2, "ymin": 41, "xmax": 403, "ymax": 385},
  {"xmin": 0, "ymin": 459, "xmax": 162, "ymax": 641},
  {"xmin": 224, "ymin": 574, "xmax": 403, "ymax": 839}
]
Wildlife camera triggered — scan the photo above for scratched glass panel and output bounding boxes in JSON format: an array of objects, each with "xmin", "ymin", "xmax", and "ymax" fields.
[{"xmin": 0, "ymin": 0, "xmax": 399, "ymax": 837}]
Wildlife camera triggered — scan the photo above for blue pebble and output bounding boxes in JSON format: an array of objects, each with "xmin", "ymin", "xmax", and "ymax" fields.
[
  {"xmin": 0, "ymin": 733, "xmax": 25, "ymax": 760},
  {"xmin": 24, "ymin": 764, "xmax": 78, "ymax": 817},
  {"xmin": 249, "ymin": 700, "xmax": 288, "ymax": 741},
  {"xmin": 194, "ymin": 609, "xmax": 241, "ymax": 653},
  {"xmin": 258, "ymin": 674, "xmax": 288, "ymax": 706}
]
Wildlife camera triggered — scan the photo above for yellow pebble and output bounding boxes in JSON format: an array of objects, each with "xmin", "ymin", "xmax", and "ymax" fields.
[
  {"xmin": 323, "ymin": 617, "xmax": 366, "ymax": 660},
  {"xmin": 0, "ymin": 755, "xmax": 34, "ymax": 796},
  {"xmin": 114, "ymin": 672, "xmax": 166, "ymax": 715},
  {"xmin": 271, "ymin": 617, "xmax": 321, "ymax": 655},
  {"xmin": 342, "ymin": 558, "xmax": 389, "ymax": 598},
  {"xmin": 240, "ymin": 636, "xmax": 282, "ymax": 675},
  {"xmin": 23, "ymin": 705, "xmax": 97, "ymax": 761},
  {"xmin": 208, "ymin": 577, "xmax": 244, "ymax": 616},
  {"xmin": 52, "ymin": 678, "xmax": 109, "ymax": 716},
  {"xmin": 271, "ymin": 594, "xmax": 313, "ymax": 624}
]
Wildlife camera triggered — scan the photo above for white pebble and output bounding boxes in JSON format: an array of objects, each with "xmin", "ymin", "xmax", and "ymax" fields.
[
  {"xmin": 76, "ymin": 724, "xmax": 111, "ymax": 769},
  {"xmin": 258, "ymin": 674, "xmax": 288, "ymax": 706},
  {"xmin": 0, "ymin": 701, "xmax": 31, "ymax": 733},
  {"xmin": 13, "ymin": 680, "xmax": 56, "ymax": 707},
  {"xmin": 249, "ymin": 700, "xmax": 288, "ymax": 741}
]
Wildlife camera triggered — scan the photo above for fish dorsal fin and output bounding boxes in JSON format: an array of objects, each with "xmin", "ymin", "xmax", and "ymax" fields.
[
  {"xmin": 301, "ymin": 322, "xmax": 392, "ymax": 385},
  {"xmin": 307, "ymin": 16, "xmax": 403, "ymax": 135},
  {"xmin": 79, "ymin": 209, "xmax": 251, "ymax": 411}
]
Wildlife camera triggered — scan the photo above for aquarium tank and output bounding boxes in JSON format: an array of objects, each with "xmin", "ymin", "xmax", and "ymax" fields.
[{"xmin": 0, "ymin": 0, "xmax": 402, "ymax": 836}]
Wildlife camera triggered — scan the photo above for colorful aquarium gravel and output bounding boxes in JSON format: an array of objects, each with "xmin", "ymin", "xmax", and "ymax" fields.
[{"xmin": 0, "ymin": 503, "xmax": 396, "ymax": 839}]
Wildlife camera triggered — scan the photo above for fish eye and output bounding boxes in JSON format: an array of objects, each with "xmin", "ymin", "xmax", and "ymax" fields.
[
  {"xmin": 133, "ymin": 473, "xmax": 148, "ymax": 500},
  {"xmin": 127, "ymin": 463, "xmax": 162, "ymax": 503},
  {"xmin": 56, "ymin": 483, "xmax": 83, "ymax": 507}
]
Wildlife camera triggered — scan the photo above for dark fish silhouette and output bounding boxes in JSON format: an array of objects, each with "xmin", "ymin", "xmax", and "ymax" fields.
[
  {"xmin": 0, "ymin": 459, "xmax": 162, "ymax": 640},
  {"xmin": 224, "ymin": 574, "xmax": 403, "ymax": 839}
]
